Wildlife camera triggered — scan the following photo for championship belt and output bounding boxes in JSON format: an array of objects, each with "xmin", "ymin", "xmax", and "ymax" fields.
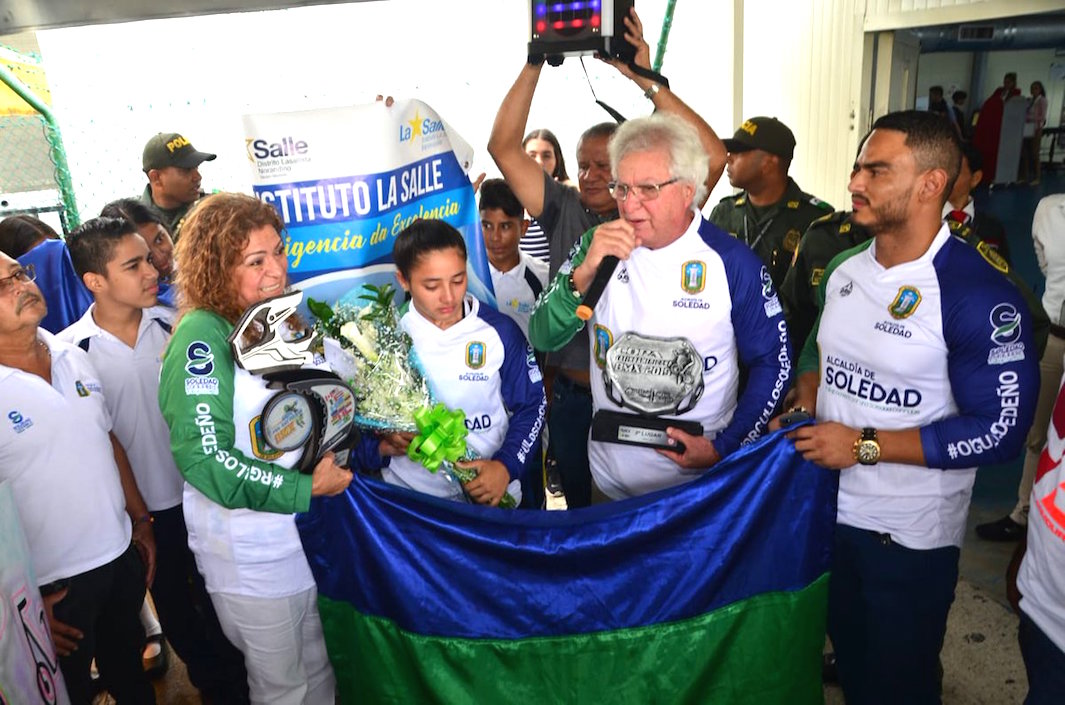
[
  {"xmin": 229, "ymin": 291, "xmax": 360, "ymax": 473},
  {"xmin": 591, "ymin": 332, "xmax": 705, "ymax": 451}
]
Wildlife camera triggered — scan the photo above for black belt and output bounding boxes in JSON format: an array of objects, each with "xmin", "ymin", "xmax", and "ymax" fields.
[{"xmin": 1051, "ymin": 323, "xmax": 1065, "ymax": 339}]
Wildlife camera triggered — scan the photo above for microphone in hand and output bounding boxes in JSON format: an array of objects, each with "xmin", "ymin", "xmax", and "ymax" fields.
[{"xmin": 576, "ymin": 255, "xmax": 620, "ymax": 321}]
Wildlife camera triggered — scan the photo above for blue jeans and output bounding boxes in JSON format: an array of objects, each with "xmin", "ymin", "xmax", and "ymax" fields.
[
  {"xmin": 547, "ymin": 374, "xmax": 593, "ymax": 509},
  {"xmin": 828, "ymin": 524, "xmax": 959, "ymax": 705},
  {"xmin": 1019, "ymin": 609, "xmax": 1065, "ymax": 704}
]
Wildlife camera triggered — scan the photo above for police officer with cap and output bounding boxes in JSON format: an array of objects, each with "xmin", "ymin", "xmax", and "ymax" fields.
[
  {"xmin": 709, "ymin": 117, "xmax": 832, "ymax": 288},
  {"xmin": 140, "ymin": 132, "xmax": 216, "ymax": 239}
]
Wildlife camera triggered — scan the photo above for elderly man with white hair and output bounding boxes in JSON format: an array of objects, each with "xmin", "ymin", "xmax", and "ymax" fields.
[{"xmin": 529, "ymin": 113, "xmax": 791, "ymax": 501}]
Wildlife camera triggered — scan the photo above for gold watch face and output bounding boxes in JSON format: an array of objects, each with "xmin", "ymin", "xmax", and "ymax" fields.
[{"xmin": 856, "ymin": 440, "xmax": 880, "ymax": 464}]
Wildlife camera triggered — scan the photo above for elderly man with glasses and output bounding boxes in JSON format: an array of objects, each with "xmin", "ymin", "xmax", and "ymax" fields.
[
  {"xmin": 529, "ymin": 113, "xmax": 792, "ymax": 501},
  {"xmin": 0, "ymin": 252, "xmax": 157, "ymax": 703},
  {"xmin": 488, "ymin": 8, "xmax": 725, "ymax": 509}
]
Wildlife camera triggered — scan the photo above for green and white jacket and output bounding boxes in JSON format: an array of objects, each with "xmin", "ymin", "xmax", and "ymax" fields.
[{"xmin": 159, "ymin": 309, "xmax": 316, "ymax": 597}]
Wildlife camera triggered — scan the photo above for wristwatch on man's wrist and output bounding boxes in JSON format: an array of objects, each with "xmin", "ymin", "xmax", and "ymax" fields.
[{"xmin": 853, "ymin": 427, "xmax": 880, "ymax": 465}]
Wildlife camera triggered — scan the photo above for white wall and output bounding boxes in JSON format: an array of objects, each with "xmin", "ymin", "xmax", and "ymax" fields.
[
  {"xmin": 915, "ymin": 51, "xmax": 973, "ymax": 104},
  {"xmin": 33, "ymin": 0, "xmax": 734, "ymax": 221},
  {"xmin": 740, "ymin": 0, "xmax": 868, "ymax": 208},
  {"xmin": 918, "ymin": 48, "xmax": 1064, "ymax": 131}
]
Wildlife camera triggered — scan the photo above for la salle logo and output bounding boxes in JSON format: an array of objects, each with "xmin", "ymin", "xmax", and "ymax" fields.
[
  {"xmin": 399, "ymin": 110, "xmax": 422, "ymax": 143},
  {"xmin": 681, "ymin": 260, "xmax": 706, "ymax": 295},
  {"xmin": 466, "ymin": 341, "xmax": 486, "ymax": 369},
  {"xmin": 889, "ymin": 286, "xmax": 922, "ymax": 319}
]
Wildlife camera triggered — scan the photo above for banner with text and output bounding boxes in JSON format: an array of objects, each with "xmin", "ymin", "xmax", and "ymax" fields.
[{"xmin": 243, "ymin": 100, "xmax": 492, "ymax": 308}]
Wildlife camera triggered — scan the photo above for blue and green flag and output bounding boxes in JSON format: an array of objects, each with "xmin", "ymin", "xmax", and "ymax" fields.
[{"xmin": 297, "ymin": 430, "xmax": 836, "ymax": 703}]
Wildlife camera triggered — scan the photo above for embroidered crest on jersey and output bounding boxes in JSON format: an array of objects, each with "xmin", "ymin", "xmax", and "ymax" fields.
[
  {"xmin": 184, "ymin": 341, "xmax": 220, "ymax": 395},
  {"xmin": 7, "ymin": 410, "xmax": 33, "ymax": 434},
  {"xmin": 680, "ymin": 260, "xmax": 706, "ymax": 294},
  {"xmin": 465, "ymin": 341, "xmax": 486, "ymax": 369},
  {"xmin": 783, "ymin": 229, "xmax": 801, "ymax": 252},
  {"xmin": 987, "ymin": 303, "xmax": 1026, "ymax": 365},
  {"xmin": 505, "ymin": 297, "xmax": 535, "ymax": 315},
  {"xmin": 839, "ymin": 222, "xmax": 851, "ymax": 234},
  {"xmin": 760, "ymin": 266, "xmax": 783, "ymax": 317},
  {"xmin": 75, "ymin": 380, "xmax": 89, "ymax": 397},
  {"xmin": 976, "ymin": 241, "xmax": 1009, "ymax": 274},
  {"xmin": 811, "ymin": 268, "xmax": 824, "ymax": 286},
  {"xmin": 186, "ymin": 341, "xmax": 215, "ymax": 375},
  {"xmin": 888, "ymin": 286, "xmax": 922, "ymax": 319},
  {"xmin": 593, "ymin": 324, "xmax": 613, "ymax": 369},
  {"xmin": 787, "ymin": 200, "xmax": 800, "ymax": 209},
  {"xmin": 249, "ymin": 416, "xmax": 285, "ymax": 460}
]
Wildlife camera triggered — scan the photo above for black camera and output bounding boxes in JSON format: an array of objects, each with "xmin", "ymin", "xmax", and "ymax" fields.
[{"xmin": 528, "ymin": 0, "xmax": 636, "ymax": 67}]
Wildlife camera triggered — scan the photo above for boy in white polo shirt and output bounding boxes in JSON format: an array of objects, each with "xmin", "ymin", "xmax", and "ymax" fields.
[
  {"xmin": 61, "ymin": 216, "xmax": 249, "ymax": 703},
  {"xmin": 479, "ymin": 178, "xmax": 548, "ymax": 340}
]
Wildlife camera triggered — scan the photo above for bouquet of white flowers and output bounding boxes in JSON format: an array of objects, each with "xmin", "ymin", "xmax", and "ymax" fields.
[
  {"xmin": 309, "ymin": 285, "xmax": 516, "ymax": 508},
  {"xmin": 310, "ymin": 284, "xmax": 429, "ymax": 434}
]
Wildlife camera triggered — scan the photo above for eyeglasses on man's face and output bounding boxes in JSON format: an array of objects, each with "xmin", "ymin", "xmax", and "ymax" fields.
[
  {"xmin": 0, "ymin": 264, "xmax": 37, "ymax": 295},
  {"xmin": 608, "ymin": 178, "xmax": 679, "ymax": 202}
]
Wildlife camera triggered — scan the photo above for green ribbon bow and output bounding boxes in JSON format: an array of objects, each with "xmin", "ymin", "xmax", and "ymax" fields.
[
  {"xmin": 408, "ymin": 403, "xmax": 469, "ymax": 473},
  {"xmin": 407, "ymin": 403, "xmax": 517, "ymax": 509}
]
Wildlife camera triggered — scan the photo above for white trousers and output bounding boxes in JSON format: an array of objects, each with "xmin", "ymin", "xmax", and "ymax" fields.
[{"xmin": 210, "ymin": 587, "xmax": 336, "ymax": 705}]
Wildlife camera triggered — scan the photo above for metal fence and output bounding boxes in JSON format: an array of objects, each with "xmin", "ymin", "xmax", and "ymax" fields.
[{"xmin": 0, "ymin": 39, "xmax": 79, "ymax": 234}]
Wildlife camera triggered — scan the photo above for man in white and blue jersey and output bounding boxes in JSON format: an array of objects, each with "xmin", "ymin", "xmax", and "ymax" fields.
[
  {"xmin": 530, "ymin": 113, "xmax": 791, "ymax": 500},
  {"xmin": 786, "ymin": 111, "xmax": 1039, "ymax": 705}
]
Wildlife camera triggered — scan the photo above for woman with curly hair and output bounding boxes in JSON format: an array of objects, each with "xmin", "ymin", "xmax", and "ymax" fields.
[{"xmin": 157, "ymin": 192, "xmax": 380, "ymax": 704}]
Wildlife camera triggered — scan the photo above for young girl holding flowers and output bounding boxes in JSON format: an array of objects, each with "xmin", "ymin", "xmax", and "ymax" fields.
[{"xmin": 380, "ymin": 219, "xmax": 546, "ymax": 506}]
